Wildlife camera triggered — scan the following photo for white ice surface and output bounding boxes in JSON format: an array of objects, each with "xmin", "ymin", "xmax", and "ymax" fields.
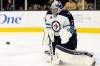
[{"xmin": 0, "ymin": 32, "xmax": 99, "ymax": 66}]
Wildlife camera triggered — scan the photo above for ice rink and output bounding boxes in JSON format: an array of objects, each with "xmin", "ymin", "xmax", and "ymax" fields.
[{"xmin": 0, "ymin": 32, "xmax": 100, "ymax": 66}]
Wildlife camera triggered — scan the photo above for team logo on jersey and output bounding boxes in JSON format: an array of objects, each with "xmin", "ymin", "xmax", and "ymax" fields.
[{"xmin": 52, "ymin": 21, "xmax": 61, "ymax": 32}]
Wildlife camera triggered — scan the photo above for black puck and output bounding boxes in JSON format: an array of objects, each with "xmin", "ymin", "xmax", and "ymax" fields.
[{"xmin": 6, "ymin": 41, "xmax": 10, "ymax": 45}]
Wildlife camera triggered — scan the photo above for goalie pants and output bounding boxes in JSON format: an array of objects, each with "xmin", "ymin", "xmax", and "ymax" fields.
[{"xmin": 52, "ymin": 33, "xmax": 77, "ymax": 55}]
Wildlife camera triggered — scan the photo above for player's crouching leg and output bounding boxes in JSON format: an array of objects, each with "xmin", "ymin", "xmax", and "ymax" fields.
[{"xmin": 55, "ymin": 45, "xmax": 96, "ymax": 66}]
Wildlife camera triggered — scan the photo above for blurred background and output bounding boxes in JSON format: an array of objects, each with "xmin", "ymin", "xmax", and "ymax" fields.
[{"xmin": 0, "ymin": 0, "xmax": 99, "ymax": 11}]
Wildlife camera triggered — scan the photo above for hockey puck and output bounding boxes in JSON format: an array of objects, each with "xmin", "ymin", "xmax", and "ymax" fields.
[{"xmin": 6, "ymin": 41, "xmax": 10, "ymax": 45}]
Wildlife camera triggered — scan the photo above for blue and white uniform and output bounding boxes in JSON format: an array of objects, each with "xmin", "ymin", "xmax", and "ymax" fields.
[
  {"xmin": 43, "ymin": 10, "xmax": 77, "ymax": 54},
  {"xmin": 43, "ymin": 1, "xmax": 77, "ymax": 55}
]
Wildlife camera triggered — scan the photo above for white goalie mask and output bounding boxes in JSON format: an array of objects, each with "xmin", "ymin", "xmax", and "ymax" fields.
[
  {"xmin": 51, "ymin": 0, "xmax": 63, "ymax": 9},
  {"xmin": 50, "ymin": 0, "xmax": 63, "ymax": 15}
]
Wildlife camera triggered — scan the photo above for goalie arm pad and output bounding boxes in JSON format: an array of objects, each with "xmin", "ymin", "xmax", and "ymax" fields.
[{"xmin": 59, "ymin": 15, "xmax": 72, "ymax": 44}]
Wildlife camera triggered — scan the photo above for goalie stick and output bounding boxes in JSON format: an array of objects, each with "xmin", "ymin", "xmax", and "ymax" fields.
[{"xmin": 48, "ymin": 35, "xmax": 54, "ymax": 63}]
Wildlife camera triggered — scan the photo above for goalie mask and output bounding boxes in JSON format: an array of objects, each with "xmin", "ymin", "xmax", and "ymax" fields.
[
  {"xmin": 50, "ymin": 0, "xmax": 63, "ymax": 15},
  {"xmin": 51, "ymin": 0, "xmax": 63, "ymax": 9}
]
